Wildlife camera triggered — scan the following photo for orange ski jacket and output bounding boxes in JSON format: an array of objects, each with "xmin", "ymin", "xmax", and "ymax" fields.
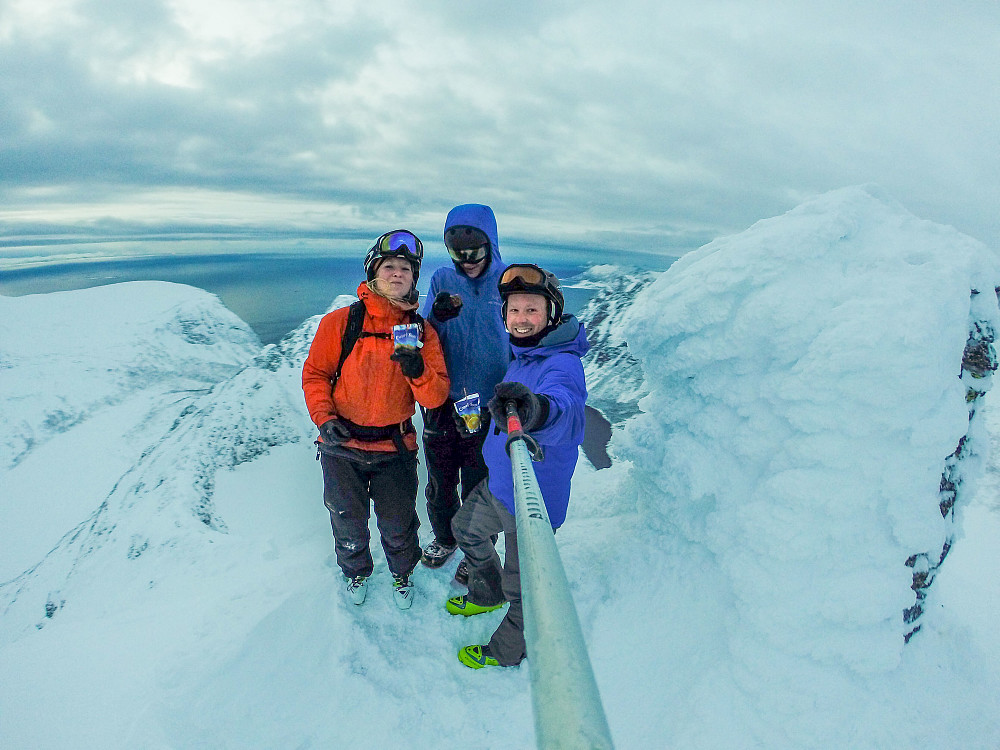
[{"xmin": 302, "ymin": 282, "xmax": 450, "ymax": 453}]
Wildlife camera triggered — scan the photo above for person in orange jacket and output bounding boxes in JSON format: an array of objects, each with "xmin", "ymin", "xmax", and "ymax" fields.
[{"xmin": 302, "ymin": 230, "xmax": 450, "ymax": 609}]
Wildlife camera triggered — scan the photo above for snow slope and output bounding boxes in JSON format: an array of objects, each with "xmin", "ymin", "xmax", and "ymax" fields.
[
  {"xmin": 0, "ymin": 282, "xmax": 261, "ymax": 580},
  {"xmin": 2, "ymin": 187, "xmax": 999, "ymax": 749}
]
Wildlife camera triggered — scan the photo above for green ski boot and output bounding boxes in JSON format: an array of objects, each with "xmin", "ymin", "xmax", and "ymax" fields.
[
  {"xmin": 446, "ymin": 595, "xmax": 503, "ymax": 616},
  {"xmin": 458, "ymin": 644, "xmax": 502, "ymax": 669}
]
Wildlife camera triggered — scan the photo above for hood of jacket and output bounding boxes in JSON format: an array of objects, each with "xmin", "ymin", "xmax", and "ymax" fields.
[{"xmin": 444, "ymin": 203, "xmax": 503, "ymax": 274}]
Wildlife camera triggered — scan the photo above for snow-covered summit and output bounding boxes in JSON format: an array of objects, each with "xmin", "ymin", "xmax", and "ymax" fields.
[{"xmin": 0, "ymin": 281, "xmax": 261, "ymax": 471}]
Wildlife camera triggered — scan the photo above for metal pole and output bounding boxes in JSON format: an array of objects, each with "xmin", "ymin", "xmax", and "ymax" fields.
[{"xmin": 505, "ymin": 403, "xmax": 615, "ymax": 750}]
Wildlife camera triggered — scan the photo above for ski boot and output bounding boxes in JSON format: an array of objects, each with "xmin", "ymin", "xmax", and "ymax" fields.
[
  {"xmin": 393, "ymin": 573, "xmax": 414, "ymax": 610},
  {"xmin": 446, "ymin": 594, "xmax": 503, "ymax": 616},
  {"xmin": 458, "ymin": 644, "xmax": 502, "ymax": 669},
  {"xmin": 421, "ymin": 539, "xmax": 457, "ymax": 568},
  {"xmin": 345, "ymin": 575, "xmax": 368, "ymax": 605}
]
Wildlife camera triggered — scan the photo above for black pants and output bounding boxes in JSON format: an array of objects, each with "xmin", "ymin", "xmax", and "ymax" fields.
[
  {"xmin": 320, "ymin": 448, "xmax": 420, "ymax": 579},
  {"xmin": 422, "ymin": 401, "xmax": 490, "ymax": 547}
]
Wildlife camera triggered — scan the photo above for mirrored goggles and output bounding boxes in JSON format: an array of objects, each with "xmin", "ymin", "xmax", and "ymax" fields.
[
  {"xmin": 375, "ymin": 230, "xmax": 423, "ymax": 262},
  {"xmin": 447, "ymin": 244, "xmax": 488, "ymax": 264}
]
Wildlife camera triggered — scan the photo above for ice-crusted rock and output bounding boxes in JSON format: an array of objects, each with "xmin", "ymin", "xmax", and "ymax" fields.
[
  {"xmin": 572, "ymin": 265, "xmax": 661, "ymax": 424},
  {"xmin": 905, "ymin": 286, "xmax": 999, "ymax": 640}
]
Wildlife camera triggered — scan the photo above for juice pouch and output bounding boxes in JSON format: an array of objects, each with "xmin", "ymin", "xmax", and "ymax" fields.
[
  {"xmin": 392, "ymin": 323, "xmax": 422, "ymax": 350},
  {"xmin": 454, "ymin": 393, "xmax": 482, "ymax": 434}
]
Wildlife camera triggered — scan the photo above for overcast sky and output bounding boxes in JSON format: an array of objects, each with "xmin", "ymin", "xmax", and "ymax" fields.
[{"xmin": 2, "ymin": 0, "xmax": 998, "ymax": 262}]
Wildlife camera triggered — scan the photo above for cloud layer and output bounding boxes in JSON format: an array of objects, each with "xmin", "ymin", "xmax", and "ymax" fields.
[{"xmin": 2, "ymin": 0, "xmax": 998, "ymax": 259}]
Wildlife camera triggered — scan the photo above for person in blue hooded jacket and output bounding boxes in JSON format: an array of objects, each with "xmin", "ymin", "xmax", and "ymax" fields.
[
  {"xmin": 444, "ymin": 264, "xmax": 589, "ymax": 669},
  {"xmin": 418, "ymin": 204, "xmax": 510, "ymax": 573}
]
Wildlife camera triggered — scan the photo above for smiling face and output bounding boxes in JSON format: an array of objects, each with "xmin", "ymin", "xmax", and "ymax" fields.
[
  {"xmin": 375, "ymin": 256, "xmax": 414, "ymax": 296},
  {"xmin": 504, "ymin": 292, "xmax": 549, "ymax": 339}
]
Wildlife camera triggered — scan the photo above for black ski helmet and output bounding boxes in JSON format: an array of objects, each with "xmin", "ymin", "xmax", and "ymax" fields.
[
  {"xmin": 364, "ymin": 229, "xmax": 423, "ymax": 282},
  {"xmin": 497, "ymin": 263, "xmax": 564, "ymax": 325},
  {"xmin": 444, "ymin": 225, "xmax": 491, "ymax": 265}
]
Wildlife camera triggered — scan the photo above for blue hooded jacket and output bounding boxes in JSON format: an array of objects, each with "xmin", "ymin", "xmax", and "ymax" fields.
[
  {"xmin": 423, "ymin": 204, "xmax": 510, "ymax": 403},
  {"xmin": 483, "ymin": 316, "xmax": 590, "ymax": 528}
]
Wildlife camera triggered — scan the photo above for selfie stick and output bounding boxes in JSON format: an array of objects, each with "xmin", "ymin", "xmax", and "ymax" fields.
[{"xmin": 505, "ymin": 401, "xmax": 614, "ymax": 750}]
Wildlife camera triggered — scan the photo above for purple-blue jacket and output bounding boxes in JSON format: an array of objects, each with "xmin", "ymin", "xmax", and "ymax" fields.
[{"xmin": 483, "ymin": 316, "xmax": 590, "ymax": 528}]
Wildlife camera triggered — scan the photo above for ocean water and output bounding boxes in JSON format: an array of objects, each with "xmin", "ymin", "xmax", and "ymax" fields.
[{"xmin": 0, "ymin": 253, "xmax": 609, "ymax": 344}]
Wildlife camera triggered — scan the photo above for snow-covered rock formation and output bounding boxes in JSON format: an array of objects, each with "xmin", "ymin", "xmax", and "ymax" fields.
[
  {"xmin": 620, "ymin": 184, "xmax": 998, "ymax": 672},
  {"xmin": 573, "ymin": 265, "xmax": 660, "ymax": 424}
]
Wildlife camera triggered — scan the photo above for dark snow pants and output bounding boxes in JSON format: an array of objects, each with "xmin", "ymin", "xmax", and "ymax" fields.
[
  {"xmin": 452, "ymin": 481, "xmax": 526, "ymax": 667},
  {"xmin": 422, "ymin": 401, "xmax": 490, "ymax": 547},
  {"xmin": 320, "ymin": 448, "xmax": 420, "ymax": 579}
]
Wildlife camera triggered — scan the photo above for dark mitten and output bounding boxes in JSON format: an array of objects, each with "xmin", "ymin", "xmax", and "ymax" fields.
[
  {"xmin": 488, "ymin": 382, "xmax": 550, "ymax": 432},
  {"xmin": 431, "ymin": 292, "xmax": 462, "ymax": 322},
  {"xmin": 452, "ymin": 407, "xmax": 483, "ymax": 437},
  {"xmin": 390, "ymin": 347, "xmax": 425, "ymax": 378},
  {"xmin": 319, "ymin": 418, "xmax": 352, "ymax": 444}
]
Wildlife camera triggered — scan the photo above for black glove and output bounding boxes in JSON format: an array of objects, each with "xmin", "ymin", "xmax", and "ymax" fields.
[
  {"xmin": 390, "ymin": 347, "xmax": 425, "ymax": 378},
  {"xmin": 487, "ymin": 382, "xmax": 549, "ymax": 432},
  {"xmin": 431, "ymin": 292, "xmax": 462, "ymax": 322},
  {"xmin": 319, "ymin": 418, "xmax": 352, "ymax": 444}
]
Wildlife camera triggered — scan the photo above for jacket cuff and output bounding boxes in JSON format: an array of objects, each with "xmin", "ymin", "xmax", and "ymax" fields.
[{"xmin": 534, "ymin": 394, "xmax": 551, "ymax": 428}]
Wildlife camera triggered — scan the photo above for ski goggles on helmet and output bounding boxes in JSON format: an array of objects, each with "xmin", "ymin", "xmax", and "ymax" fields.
[
  {"xmin": 444, "ymin": 226, "xmax": 490, "ymax": 264},
  {"xmin": 372, "ymin": 229, "xmax": 423, "ymax": 263},
  {"xmin": 498, "ymin": 264, "xmax": 548, "ymax": 293},
  {"xmin": 365, "ymin": 229, "xmax": 423, "ymax": 280}
]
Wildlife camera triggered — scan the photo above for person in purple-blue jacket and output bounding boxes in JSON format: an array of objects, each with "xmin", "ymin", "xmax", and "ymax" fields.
[
  {"xmin": 418, "ymin": 204, "xmax": 509, "ymax": 576},
  {"xmin": 444, "ymin": 264, "xmax": 589, "ymax": 669}
]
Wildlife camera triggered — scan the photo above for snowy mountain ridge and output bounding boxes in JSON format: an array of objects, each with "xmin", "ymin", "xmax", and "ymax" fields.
[
  {"xmin": 0, "ymin": 291, "xmax": 364, "ymax": 639},
  {"xmin": 0, "ymin": 280, "xmax": 639, "ymax": 640},
  {"xmin": 0, "ymin": 282, "xmax": 261, "ymax": 472}
]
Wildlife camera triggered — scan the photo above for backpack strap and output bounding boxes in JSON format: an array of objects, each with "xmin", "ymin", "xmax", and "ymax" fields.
[{"xmin": 330, "ymin": 300, "xmax": 367, "ymax": 390}]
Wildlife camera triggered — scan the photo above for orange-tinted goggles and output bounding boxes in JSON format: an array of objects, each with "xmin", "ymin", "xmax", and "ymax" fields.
[{"xmin": 499, "ymin": 264, "xmax": 546, "ymax": 288}]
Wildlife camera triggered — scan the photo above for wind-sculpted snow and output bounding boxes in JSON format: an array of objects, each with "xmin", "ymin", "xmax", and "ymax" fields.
[
  {"xmin": 613, "ymin": 185, "xmax": 1000, "ymax": 744},
  {"xmin": 0, "ymin": 281, "xmax": 261, "ymax": 471},
  {"xmin": 572, "ymin": 265, "xmax": 660, "ymax": 424}
]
